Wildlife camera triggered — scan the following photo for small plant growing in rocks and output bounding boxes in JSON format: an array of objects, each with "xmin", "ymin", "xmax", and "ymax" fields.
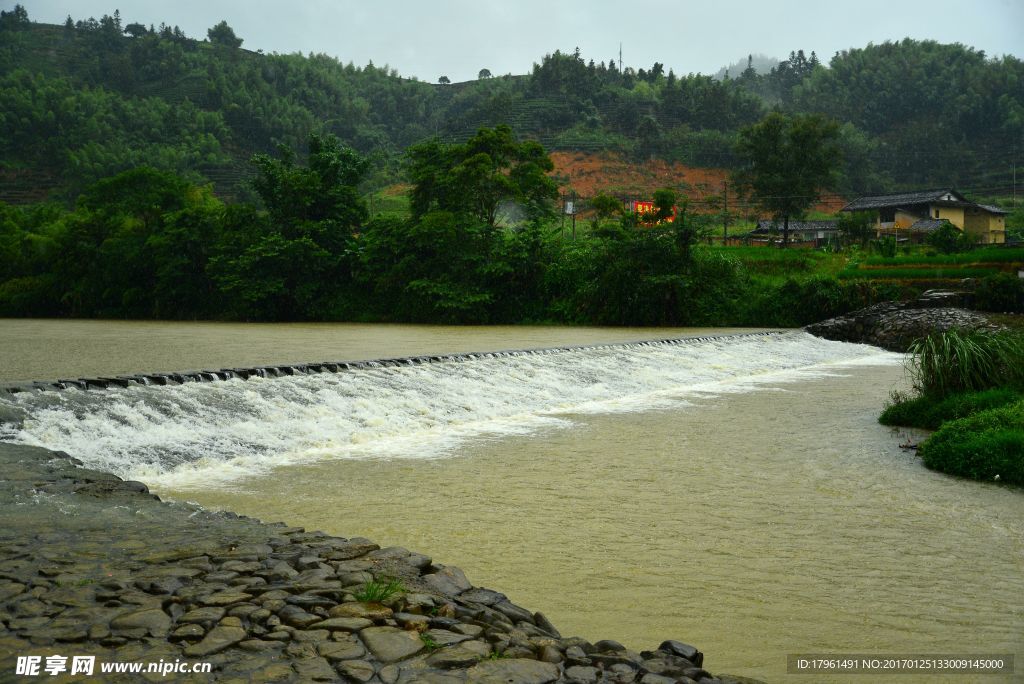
[
  {"xmin": 354, "ymin": 576, "xmax": 404, "ymax": 602},
  {"xmin": 420, "ymin": 633, "xmax": 442, "ymax": 651}
]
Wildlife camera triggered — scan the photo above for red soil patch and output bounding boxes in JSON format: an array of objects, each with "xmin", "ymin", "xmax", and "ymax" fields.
[{"xmin": 549, "ymin": 150, "xmax": 845, "ymax": 215}]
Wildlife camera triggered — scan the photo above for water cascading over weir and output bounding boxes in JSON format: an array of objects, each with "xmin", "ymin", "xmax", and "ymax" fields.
[{"xmin": 0, "ymin": 331, "xmax": 894, "ymax": 488}]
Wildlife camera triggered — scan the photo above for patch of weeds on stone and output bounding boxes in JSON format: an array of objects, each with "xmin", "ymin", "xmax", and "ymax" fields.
[{"xmin": 354, "ymin": 576, "xmax": 404, "ymax": 603}]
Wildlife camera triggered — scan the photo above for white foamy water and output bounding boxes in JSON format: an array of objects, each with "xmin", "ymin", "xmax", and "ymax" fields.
[{"xmin": 0, "ymin": 332, "xmax": 898, "ymax": 488}]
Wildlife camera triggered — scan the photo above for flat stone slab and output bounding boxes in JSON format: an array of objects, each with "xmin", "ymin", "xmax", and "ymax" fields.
[
  {"xmin": 310, "ymin": 616, "xmax": 373, "ymax": 632},
  {"xmin": 466, "ymin": 659, "xmax": 561, "ymax": 684},
  {"xmin": 108, "ymin": 608, "xmax": 171, "ymax": 637},
  {"xmin": 361, "ymin": 626, "xmax": 426, "ymax": 662},
  {"xmin": 184, "ymin": 624, "xmax": 247, "ymax": 656}
]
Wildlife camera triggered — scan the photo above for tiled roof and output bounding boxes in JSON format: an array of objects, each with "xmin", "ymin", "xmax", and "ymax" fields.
[
  {"xmin": 907, "ymin": 218, "xmax": 949, "ymax": 232},
  {"xmin": 842, "ymin": 189, "xmax": 965, "ymax": 211},
  {"xmin": 976, "ymin": 203, "xmax": 1010, "ymax": 215},
  {"xmin": 753, "ymin": 219, "xmax": 838, "ymax": 233}
]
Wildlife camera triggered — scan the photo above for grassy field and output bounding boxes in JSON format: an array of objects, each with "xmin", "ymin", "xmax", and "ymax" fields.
[
  {"xmin": 718, "ymin": 246, "xmax": 848, "ymax": 281},
  {"xmin": 841, "ymin": 245, "xmax": 1024, "ymax": 282},
  {"xmin": 839, "ymin": 266, "xmax": 1002, "ymax": 280}
]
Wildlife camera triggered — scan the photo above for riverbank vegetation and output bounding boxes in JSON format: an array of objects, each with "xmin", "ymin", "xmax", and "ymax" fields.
[
  {"xmin": 0, "ymin": 127, "xmax": 901, "ymax": 327},
  {"xmin": 881, "ymin": 329, "xmax": 1024, "ymax": 485}
]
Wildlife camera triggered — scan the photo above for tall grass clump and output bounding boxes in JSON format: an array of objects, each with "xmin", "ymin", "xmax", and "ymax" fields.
[
  {"xmin": 908, "ymin": 329, "xmax": 1024, "ymax": 398},
  {"xmin": 354, "ymin": 577, "xmax": 404, "ymax": 603}
]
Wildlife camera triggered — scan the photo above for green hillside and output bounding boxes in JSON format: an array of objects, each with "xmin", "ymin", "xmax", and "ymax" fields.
[{"xmin": 1, "ymin": 6, "xmax": 1022, "ymax": 202}]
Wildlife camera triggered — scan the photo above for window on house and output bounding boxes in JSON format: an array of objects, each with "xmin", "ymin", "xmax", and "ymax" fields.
[{"xmin": 934, "ymin": 209, "xmax": 940, "ymax": 218}]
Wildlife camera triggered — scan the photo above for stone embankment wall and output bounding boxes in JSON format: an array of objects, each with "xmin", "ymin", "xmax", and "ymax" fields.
[
  {"xmin": 0, "ymin": 443, "xmax": 761, "ymax": 683},
  {"xmin": 804, "ymin": 290, "xmax": 1001, "ymax": 352}
]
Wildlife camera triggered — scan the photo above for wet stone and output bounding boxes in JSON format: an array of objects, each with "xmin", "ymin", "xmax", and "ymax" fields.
[
  {"xmin": 459, "ymin": 588, "xmax": 507, "ymax": 606},
  {"xmin": 538, "ymin": 644, "xmax": 563, "ymax": 663},
  {"xmin": 465, "ymin": 658, "xmax": 561, "ymax": 684},
  {"xmin": 426, "ymin": 640, "xmax": 491, "ymax": 668},
  {"xmin": 278, "ymin": 604, "xmax": 321, "ymax": 628},
  {"xmin": 250, "ymin": 663, "xmax": 294, "ymax": 682},
  {"xmin": 240, "ymin": 639, "xmax": 286, "ymax": 652},
  {"xmin": 425, "ymin": 629, "xmax": 473, "ymax": 647},
  {"xmin": 333, "ymin": 560, "xmax": 374, "ymax": 573},
  {"xmin": 264, "ymin": 630, "xmax": 292, "ymax": 641},
  {"xmin": 292, "ymin": 628, "xmax": 330, "ymax": 643},
  {"xmin": 200, "ymin": 590, "xmax": 252, "ymax": 606},
  {"xmin": 658, "ymin": 640, "xmax": 704, "ymax": 667},
  {"xmin": 422, "ymin": 567, "xmax": 472, "ymax": 597},
  {"xmin": 318, "ymin": 632, "xmax": 367, "ymax": 661},
  {"xmin": 336, "ymin": 659, "xmax": 376, "ymax": 682},
  {"xmin": 184, "ymin": 624, "xmax": 248, "ymax": 656},
  {"xmin": 221, "ymin": 560, "xmax": 262, "ymax": 573},
  {"xmin": 109, "ymin": 608, "xmax": 171, "ymax": 637},
  {"xmin": 169, "ymin": 624, "xmax": 205, "ymax": 642},
  {"xmin": 227, "ymin": 603, "xmax": 260, "ymax": 618},
  {"xmin": 565, "ymin": 666, "xmax": 600, "ymax": 683},
  {"xmin": 179, "ymin": 606, "xmax": 226, "ymax": 624},
  {"xmin": 285, "ymin": 593, "xmax": 336, "ymax": 608},
  {"xmin": 395, "ymin": 612, "xmax": 431, "ymax": 631},
  {"xmin": 640, "ymin": 675, "xmax": 679, "ymax": 684},
  {"xmin": 361, "ymin": 626, "xmax": 426, "ymax": 662},
  {"xmin": 292, "ymin": 655, "xmax": 337, "ymax": 681},
  {"xmin": 329, "ymin": 601, "xmax": 393, "ymax": 621},
  {"xmin": 452, "ymin": 624, "xmax": 484, "ymax": 638},
  {"xmin": 609, "ymin": 664, "xmax": 638, "ymax": 682},
  {"xmin": 309, "ymin": 616, "xmax": 373, "ymax": 632}
]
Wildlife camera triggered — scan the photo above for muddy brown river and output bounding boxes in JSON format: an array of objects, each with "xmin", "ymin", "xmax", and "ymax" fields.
[{"xmin": 1, "ymin": 320, "xmax": 1020, "ymax": 683}]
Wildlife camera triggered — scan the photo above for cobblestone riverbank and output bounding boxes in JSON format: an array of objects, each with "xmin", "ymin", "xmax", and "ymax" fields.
[{"xmin": 0, "ymin": 443, "xmax": 761, "ymax": 683}]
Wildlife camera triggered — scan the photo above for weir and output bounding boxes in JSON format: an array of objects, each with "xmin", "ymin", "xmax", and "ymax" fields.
[
  {"xmin": 0, "ymin": 330, "xmax": 782, "ymax": 394},
  {"xmin": 0, "ymin": 330, "xmax": 895, "ymax": 488}
]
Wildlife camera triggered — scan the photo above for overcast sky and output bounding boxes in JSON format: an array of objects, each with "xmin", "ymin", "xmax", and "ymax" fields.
[{"xmin": 7, "ymin": 0, "xmax": 1022, "ymax": 82}]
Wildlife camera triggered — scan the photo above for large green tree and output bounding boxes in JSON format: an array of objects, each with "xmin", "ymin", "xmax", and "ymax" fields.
[
  {"xmin": 210, "ymin": 134, "xmax": 368, "ymax": 319},
  {"xmin": 407, "ymin": 125, "xmax": 558, "ymax": 227},
  {"xmin": 207, "ymin": 20, "xmax": 242, "ymax": 48},
  {"xmin": 733, "ymin": 112, "xmax": 841, "ymax": 247}
]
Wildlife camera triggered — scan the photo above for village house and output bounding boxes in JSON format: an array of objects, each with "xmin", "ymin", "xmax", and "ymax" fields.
[
  {"xmin": 749, "ymin": 219, "xmax": 840, "ymax": 248},
  {"xmin": 840, "ymin": 189, "xmax": 1008, "ymax": 244}
]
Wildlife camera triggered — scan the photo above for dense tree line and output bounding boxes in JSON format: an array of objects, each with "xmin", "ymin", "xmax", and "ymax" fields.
[
  {"xmin": 0, "ymin": 130, "xmax": 896, "ymax": 326},
  {"xmin": 0, "ymin": 7, "xmax": 1021, "ymax": 202}
]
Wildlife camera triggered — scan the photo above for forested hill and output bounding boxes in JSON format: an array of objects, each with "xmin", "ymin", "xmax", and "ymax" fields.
[{"xmin": 1, "ymin": 6, "xmax": 1022, "ymax": 202}]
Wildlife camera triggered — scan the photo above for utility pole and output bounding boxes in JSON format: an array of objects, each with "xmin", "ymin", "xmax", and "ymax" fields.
[
  {"xmin": 619, "ymin": 43, "xmax": 623, "ymax": 73},
  {"xmin": 560, "ymin": 193, "xmax": 566, "ymax": 240},
  {"xmin": 571, "ymin": 190, "xmax": 577, "ymax": 241},
  {"xmin": 723, "ymin": 180, "xmax": 729, "ymax": 244}
]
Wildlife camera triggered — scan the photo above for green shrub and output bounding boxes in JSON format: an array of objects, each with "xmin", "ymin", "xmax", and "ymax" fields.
[
  {"xmin": 925, "ymin": 222, "xmax": 965, "ymax": 254},
  {"xmin": 908, "ymin": 329, "xmax": 1024, "ymax": 397},
  {"xmin": 918, "ymin": 401, "xmax": 1024, "ymax": 484},
  {"xmin": 973, "ymin": 272, "xmax": 1024, "ymax": 313},
  {"xmin": 880, "ymin": 388, "xmax": 1022, "ymax": 429},
  {"xmin": 873, "ymin": 237, "xmax": 897, "ymax": 257}
]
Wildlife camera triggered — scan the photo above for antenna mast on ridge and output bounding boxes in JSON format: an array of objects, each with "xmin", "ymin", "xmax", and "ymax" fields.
[{"xmin": 619, "ymin": 42, "xmax": 623, "ymax": 72}]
